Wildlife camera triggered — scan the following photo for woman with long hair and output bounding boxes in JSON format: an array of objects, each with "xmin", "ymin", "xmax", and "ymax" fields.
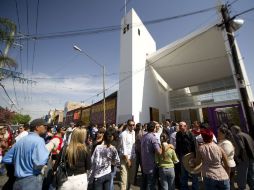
[
  {"xmin": 89, "ymin": 127, "xmax": 120, "ymax": 190},
  {"xmin": 156, "ymin": 133, "xmax": 179, "ymax": 190},
  {"xmin": 58, "ymin": 128, "xmax": 91, "ymax": 190},
  {"xmin": 218, "ymin": 126, "xmax": 236, "ymax": 190}
]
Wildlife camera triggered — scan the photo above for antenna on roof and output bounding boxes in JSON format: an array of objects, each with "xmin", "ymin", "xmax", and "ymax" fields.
[{"xmin": 124, "ymin": 0, "xmax": 126, "ymax": 15}]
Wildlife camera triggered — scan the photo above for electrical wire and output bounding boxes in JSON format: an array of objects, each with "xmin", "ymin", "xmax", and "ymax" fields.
[
  {"xmin": 231, "ymin": 7, "xmax": 254, "ymax": 19},
  {"xmin": 228, "ymin": 0, "xmax": 240, "ymax": 6},
  {"xmin": 12, "ymin": 78, "xmax": 19, "ymax": 106},
  {"xmin": 14, "ymin": 0, "xmax": 21, "ymax": 32},
  {"xmin": 25, "ymin": 0, "xmax": 31, "ymax": 106},
  {"xmin": 78, "ymin": 23, "xmax": 235, "ymax": 103},
  {"xmin": 32, "ymin": 0, "xmax": 40, "ymax": 73},
  {"xmin": 0, "ymin": 83, "xmax": 18, "ymax": 111},
  {"xmin": 15, "ymin": 0, "xmax": 23, "ymax": 73},
  {"xmin": 26, "ymin": 0, "xmax": 29, "ymax": 73},
  {"xmin": 13, "ymin": 5, "xmax": 218, "ymax": 41},
  {"xmin": 0, "ymin": 91, "xmax": 10, "ymax": 107}
]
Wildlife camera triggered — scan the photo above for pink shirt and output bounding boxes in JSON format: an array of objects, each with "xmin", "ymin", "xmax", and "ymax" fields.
[{"xmin": 199, "ymin": 142, "xmax": 229, "ymax": 181}]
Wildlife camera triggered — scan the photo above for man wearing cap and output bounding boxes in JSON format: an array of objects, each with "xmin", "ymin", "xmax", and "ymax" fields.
[{"xmin": 2, "ymin": 118, "xmax": 49, "ymax": 190}]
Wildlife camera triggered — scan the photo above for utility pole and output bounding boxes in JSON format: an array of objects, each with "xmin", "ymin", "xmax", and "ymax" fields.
[{"xmin": 220, "ymin": 4, "xmax": 254, "ymax": 137}]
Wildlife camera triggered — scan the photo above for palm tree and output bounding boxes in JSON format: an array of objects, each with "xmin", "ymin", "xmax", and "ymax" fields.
[{"xmin": 0, "ymin": 17, "xmax": 17, "ymax": 69}]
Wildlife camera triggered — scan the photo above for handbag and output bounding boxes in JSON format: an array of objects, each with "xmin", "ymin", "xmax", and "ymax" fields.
[{"xmin": 54, "ymin": 144, "xmax": 68, "ymax": 187}]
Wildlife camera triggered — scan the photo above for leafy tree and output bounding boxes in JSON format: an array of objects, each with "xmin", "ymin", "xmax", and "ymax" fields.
[
  {"xmin": 11, "ymin": 113, "xmax": 31, "ymax": 125},
  {"xmin": 0, "ymin": 106, "xmax": 15, "ymax": 123},
  {"xmin": 0, "ymin": 17, "xmax": 17, "ymax": 72}
]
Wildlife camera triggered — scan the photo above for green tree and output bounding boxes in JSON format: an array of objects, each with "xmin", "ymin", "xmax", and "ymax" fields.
[
  {"xmin": 11, "ymin": 113, "xmax": 31, "ymax": 125},
  {"xmin": 0, "ymin": 18, "xmax": 17, "ymax": 73},
  {"xmin": 0, "ymin": 106, "xmax": 14, "ymax": 123}
]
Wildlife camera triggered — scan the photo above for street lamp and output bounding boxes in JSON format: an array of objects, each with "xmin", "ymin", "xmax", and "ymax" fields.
[{"xmin": 73, "ymin": 45, "xmax": 106, "ymax": 127}]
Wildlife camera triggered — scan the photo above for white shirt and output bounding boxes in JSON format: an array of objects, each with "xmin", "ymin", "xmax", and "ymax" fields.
[
  {"xmin": 46, "ymin": 137, "xmax": 61, "ymax": 152},
  {"xmin": 15, "ymin": 131, "xmax": 28, "ymax": 142},
  {"xmin": 218, "ymin": 139, "xmax": 236, "ymax": 167},
  {"xmin": 154, "ymin": 126, "xmax": 163, "ymax": 144},
  {"xmin": 120, "ymin": 129, "xmax": 136, "ymax": 159},
  {"xmin": 63, "ymin": 127, "xmax": 75, "ymax": 145},
  {"xmin": 170, "ymin": 131, "xmax": 177, "ymax": 147},
  {"xmin": 196, "ymin": 134, "xmax": 217, "ymax": 144}
]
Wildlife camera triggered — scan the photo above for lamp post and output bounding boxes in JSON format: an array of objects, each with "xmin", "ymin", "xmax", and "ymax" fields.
[{"xmin": 73, "ymin": 45, "xmax": 106, "ymax": 127}]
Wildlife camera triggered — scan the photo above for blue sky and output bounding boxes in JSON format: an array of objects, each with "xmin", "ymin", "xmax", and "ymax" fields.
[{"xmin": 0, "ymin": 0, "xmax": 254, "ymax": 119}]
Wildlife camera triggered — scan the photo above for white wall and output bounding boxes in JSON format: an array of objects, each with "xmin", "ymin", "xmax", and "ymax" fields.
[
  {"xmin": 117, "ymin": 9, "xmax": 169, "ymax": 124},
  {"xmin": 139, "ymin": 66, "xmax": 169, "ymax": 123}
]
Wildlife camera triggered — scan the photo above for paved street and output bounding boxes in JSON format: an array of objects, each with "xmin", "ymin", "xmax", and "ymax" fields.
[{"xmin": 0, "ymin": 170, "xmax": 250, "ymax": 190}]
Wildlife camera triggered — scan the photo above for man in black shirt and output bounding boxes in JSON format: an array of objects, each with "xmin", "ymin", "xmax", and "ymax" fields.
[
  {"xmin": 176, "ymin": 121, "xmax": 199, "ymax": 190},
  {"xmin": 231, "ymin": 125, "xmax": 254, "ymax": 190}
]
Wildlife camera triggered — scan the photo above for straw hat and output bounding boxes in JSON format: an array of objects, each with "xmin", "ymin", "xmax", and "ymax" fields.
[{"xmin": 182, "ymin": 152, "xmax": 202, "ymax": 174}]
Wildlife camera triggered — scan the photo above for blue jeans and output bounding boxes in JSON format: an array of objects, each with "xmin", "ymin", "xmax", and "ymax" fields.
[
  {"xmin": 141, "ymin": 170, "xmax": 156, "ymax": 190},
  {"xmin": 159, "ymin": 167, "xmax": 175, "ymax": 190},
  {"xmin": 204, "ymin": 177, "xmax": 230, "ymax": 190},
  {"xmin": 13, "ymin": 175, "xmax": 43, "ymax": 190},
  {"xmin": 110, "ymin": 166, "xmax": 116, "ymax": 190},
  {"xmin": 93, "ymin": 173, "xmax": 111, "ymax": 190},
  {"xmin": 180, "ymin": 163, "xmax": 199, "ymax": 190}
]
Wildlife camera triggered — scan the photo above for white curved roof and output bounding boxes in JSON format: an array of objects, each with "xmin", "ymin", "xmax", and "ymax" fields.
[{"xmin": 147, "ymin": 24, "xmax": 233, "ymax": 90}]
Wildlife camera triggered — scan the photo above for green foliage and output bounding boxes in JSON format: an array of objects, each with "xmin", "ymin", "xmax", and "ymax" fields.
[
  {"xmin": 0, "ymin": 106, "xmax": 14, "ymax": 123},
  {"xmin": 0, "ymin": 56, "xmax": 17, "ymax": 68},
  {"xmin": 11, "ymin": 113, "xmax": 31, "ymax": 125},
  {"xmin": 0, "ymin": 17, "xmax": 17, "ymax": 69},
  {"xmin": 0, "ymin": 17, "xmax": 16, "ymax": 46}
]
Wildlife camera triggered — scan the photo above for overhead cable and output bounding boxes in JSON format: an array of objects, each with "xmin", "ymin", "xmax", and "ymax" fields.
[
  {"xmin": 14, "ymin": 5, "xmax": 218, "ymax": 41},
  {"xmin": 32, "ymin": 0, "xmax": 40, "ymax": 73}
]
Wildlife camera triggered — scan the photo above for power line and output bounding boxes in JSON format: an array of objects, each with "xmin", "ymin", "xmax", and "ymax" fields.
[
  {"xmin": 228, "ymin": 0, "xmax": 240, "ymax": 6},
  {"xmin": 0, "ymin": 83, "xmax": 17, "ymax": 110},
  {"xmin": 32, "ymin": 0, "xmax": 40, "ymax": 73},
  {"xmin": 12, "ymin": 78, "xmax": 19, "ymax": 106},
  {"xmin": 26, "ymin": 0, "xmax": 29, "ymax": 74},
  {"xmin": 14, "ymin": 0, "xmax": 23, "ymax": 73},
  {"xmin": 78, "ymin": 24, "xmax": 235, "ymax": 103},
  {"xmin": 13, "ymin": 5, "xmax": 218, "ymax": 41},
  {"xmin": 231, "ymin": 7, "xmax": 254, "ymax": 19},
  {"xmin": 14, "ymin": 0, "xmax": 21, "ymax": 31},
  {"xmin": 15, "ymin": 5, "xmax": 254, "ymax": 42},
  {"xmin": 0, "ymin": 92, "xmax": 10, "ymax": 107}
]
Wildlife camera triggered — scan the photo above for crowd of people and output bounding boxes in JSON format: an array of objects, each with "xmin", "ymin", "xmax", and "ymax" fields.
[{"xmin": 0, "ymin": 118, "xmax": 254, "ymax": 190}]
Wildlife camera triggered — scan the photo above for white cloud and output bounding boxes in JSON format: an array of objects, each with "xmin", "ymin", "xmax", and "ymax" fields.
[{"xmin": 0, "ymin": 72, "xmax": 118, "ymax": 119}]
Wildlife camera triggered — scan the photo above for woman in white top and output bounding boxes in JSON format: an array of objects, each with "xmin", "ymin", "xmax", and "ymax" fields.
[{"xmin": 218, "ymin": 126, "xmax": 236, "ymax": 190}]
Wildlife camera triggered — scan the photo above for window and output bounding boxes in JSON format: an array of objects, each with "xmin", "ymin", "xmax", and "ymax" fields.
[{"xmin": 138, "ymin": 29, "xmax": 140, "ymax": 36}]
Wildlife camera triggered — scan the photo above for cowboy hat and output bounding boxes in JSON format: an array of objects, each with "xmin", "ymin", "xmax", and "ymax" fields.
[{"xmin": 182, "ymin": 152, "xmax": 202, "ymax": 174}]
